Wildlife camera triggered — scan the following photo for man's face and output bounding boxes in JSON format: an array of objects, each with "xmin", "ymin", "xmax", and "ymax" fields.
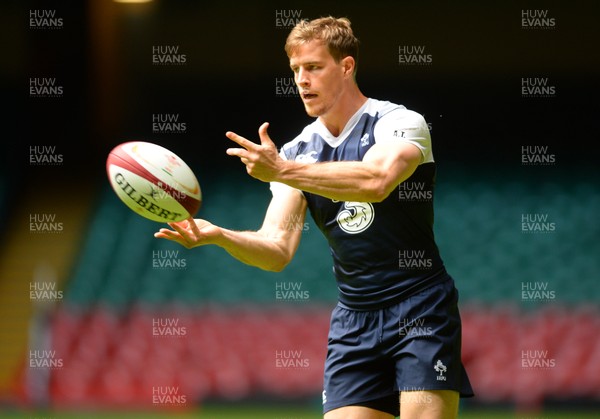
[{"xmin": 289, "ymin": 40, "xmax": 347, "ymax": 118}]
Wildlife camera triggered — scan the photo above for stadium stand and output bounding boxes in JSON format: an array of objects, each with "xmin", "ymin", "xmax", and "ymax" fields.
[{"xmin": 11, "ymin": 169, "xmax": 600, "ymax": 410}]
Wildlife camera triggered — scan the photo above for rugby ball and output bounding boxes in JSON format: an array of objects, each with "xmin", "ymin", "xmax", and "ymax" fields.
[{"xmin": 106, "ymin": 141, "xmax": 201, "ymax": 222}]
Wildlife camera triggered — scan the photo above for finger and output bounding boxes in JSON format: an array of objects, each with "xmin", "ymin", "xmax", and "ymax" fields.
[
  {"xmin": 168, "ymin": 221, "xmax": 195, "ymax": 243},
  {"xmin": 187, "ymin": 217, "xmax": 202, "ymax": 237},
  {"xmin": 258, "ymin": 122, "xmax": 274, "ymax": 146},
  {"xmin": 166, "ymin": 219, "xmax": 191, "ymax": 231},
  {"xmin": 225, "ymin": 131, "xmax": 257, "ymax": 150},
  {"xmin": 154, "ymin": 230, "xmax": 170, "ymax": 239},
  {"xmin": 226, "ymin": 147, "xmax": 249, "ymax": 158},
  {"xmin": 154, "ymin": 228, "xmax": 184, "ymax": 242}
]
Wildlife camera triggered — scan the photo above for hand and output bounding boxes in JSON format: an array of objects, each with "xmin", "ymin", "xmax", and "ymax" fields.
[
  {"xmin": 154, "ymin": 217, "xmax": 220, "ymax": 249},
  {"xmin": 226, "ymin": 122, "xmax": 282, "ymax": 182}
]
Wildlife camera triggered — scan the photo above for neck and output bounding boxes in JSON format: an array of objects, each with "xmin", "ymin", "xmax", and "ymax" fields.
[{"xmin": 319, "ymin": 84, "xmax": 367, "ymax": 137}]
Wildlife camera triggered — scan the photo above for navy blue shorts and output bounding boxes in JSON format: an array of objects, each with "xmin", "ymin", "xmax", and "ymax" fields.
[{"xmin": 323, "ymin": 277, "xmax": 474, "ymax": 416}]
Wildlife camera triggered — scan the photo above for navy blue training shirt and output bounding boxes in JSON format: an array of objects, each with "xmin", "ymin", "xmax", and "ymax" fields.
[{"xmin": 271, "ymin": 98, "xmax": 448, "ymax": 310}]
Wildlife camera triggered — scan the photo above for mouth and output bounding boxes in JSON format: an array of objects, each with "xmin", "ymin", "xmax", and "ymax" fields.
[{"xmin": 301, "ymin": 92, "xmax": 318, "ymax": 101}]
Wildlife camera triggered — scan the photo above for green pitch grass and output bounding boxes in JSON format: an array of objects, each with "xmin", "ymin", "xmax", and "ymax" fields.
[{"xmin": 1, "ymin": 406, "xmax": 599, "ymax": 419}]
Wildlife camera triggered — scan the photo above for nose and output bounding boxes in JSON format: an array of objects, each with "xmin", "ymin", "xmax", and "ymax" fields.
[{"xmin": 296, "ymin": 68, "xmax": 309, "ymax": 88}]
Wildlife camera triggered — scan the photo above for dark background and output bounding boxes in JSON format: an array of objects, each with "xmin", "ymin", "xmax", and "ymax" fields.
[{"xmin": 5, "ymin": 0, "xmax": 599, "ymax": 206}]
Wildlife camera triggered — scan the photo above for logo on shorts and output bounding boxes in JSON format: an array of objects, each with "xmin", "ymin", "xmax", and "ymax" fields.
[
  {"xmin": 322, "ymin": 390, "xmax": 327, "ymax": 404},
  {"xmin": 335, "ymin": 201, "xmax": 375, "ymax": 234},
  {"xmin": 434, "ymin": 360, "xmax": 447, "ymax": 381}
]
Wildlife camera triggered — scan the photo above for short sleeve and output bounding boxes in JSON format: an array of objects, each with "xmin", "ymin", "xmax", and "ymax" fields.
[
  {"xmin": 373, "ymin": 109, "xmax": 433, "ymax": 163},
  {"xmin": 269, "ymin": 149, "xmax": 304, "ymax": 197},
  {"xmin": 269, "ymin": 181, "xmax": 303, "ymax": 197}
]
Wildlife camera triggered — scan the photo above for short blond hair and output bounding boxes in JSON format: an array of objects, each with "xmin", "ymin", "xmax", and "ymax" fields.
[{"xmin": 285, "ymin": 16, "xmax": 359, "ymax": 72}]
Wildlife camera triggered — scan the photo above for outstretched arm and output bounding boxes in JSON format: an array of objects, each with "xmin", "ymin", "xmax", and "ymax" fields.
[
  {"xmin": 226, "ymin": 122, "xmax": 423, "ymax": 203},
  {"xmin": 154, "ymin": 185, "xmax": 307, "ymax": 272}
]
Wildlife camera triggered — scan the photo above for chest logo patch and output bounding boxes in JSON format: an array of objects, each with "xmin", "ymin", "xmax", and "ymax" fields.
[{"xmin": 336, "ymin": 201, "xmax": 375, "ymax": 234}]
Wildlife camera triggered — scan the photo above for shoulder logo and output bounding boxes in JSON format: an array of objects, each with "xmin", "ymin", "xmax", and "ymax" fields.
[
  {"xmin": 295, "ymin": 151, "xmax": 318, "ymax": 163},
  {"xmin": 336, "ymin": 201, "xmax": 375, "ymax": 234},
  {"xmin": 360, "ymin": 133, "xmax": 370, "ymax": 147}
]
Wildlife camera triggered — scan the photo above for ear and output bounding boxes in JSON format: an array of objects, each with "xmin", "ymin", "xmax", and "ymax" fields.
[{"xmin": 341, "ymin": 56, "xmax": 355, "ymax": 77}]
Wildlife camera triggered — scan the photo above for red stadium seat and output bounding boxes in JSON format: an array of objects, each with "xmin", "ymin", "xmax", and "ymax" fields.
[{"xmin": 27, "ymin": 303, "xmax": 598, "ymax": 409}]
